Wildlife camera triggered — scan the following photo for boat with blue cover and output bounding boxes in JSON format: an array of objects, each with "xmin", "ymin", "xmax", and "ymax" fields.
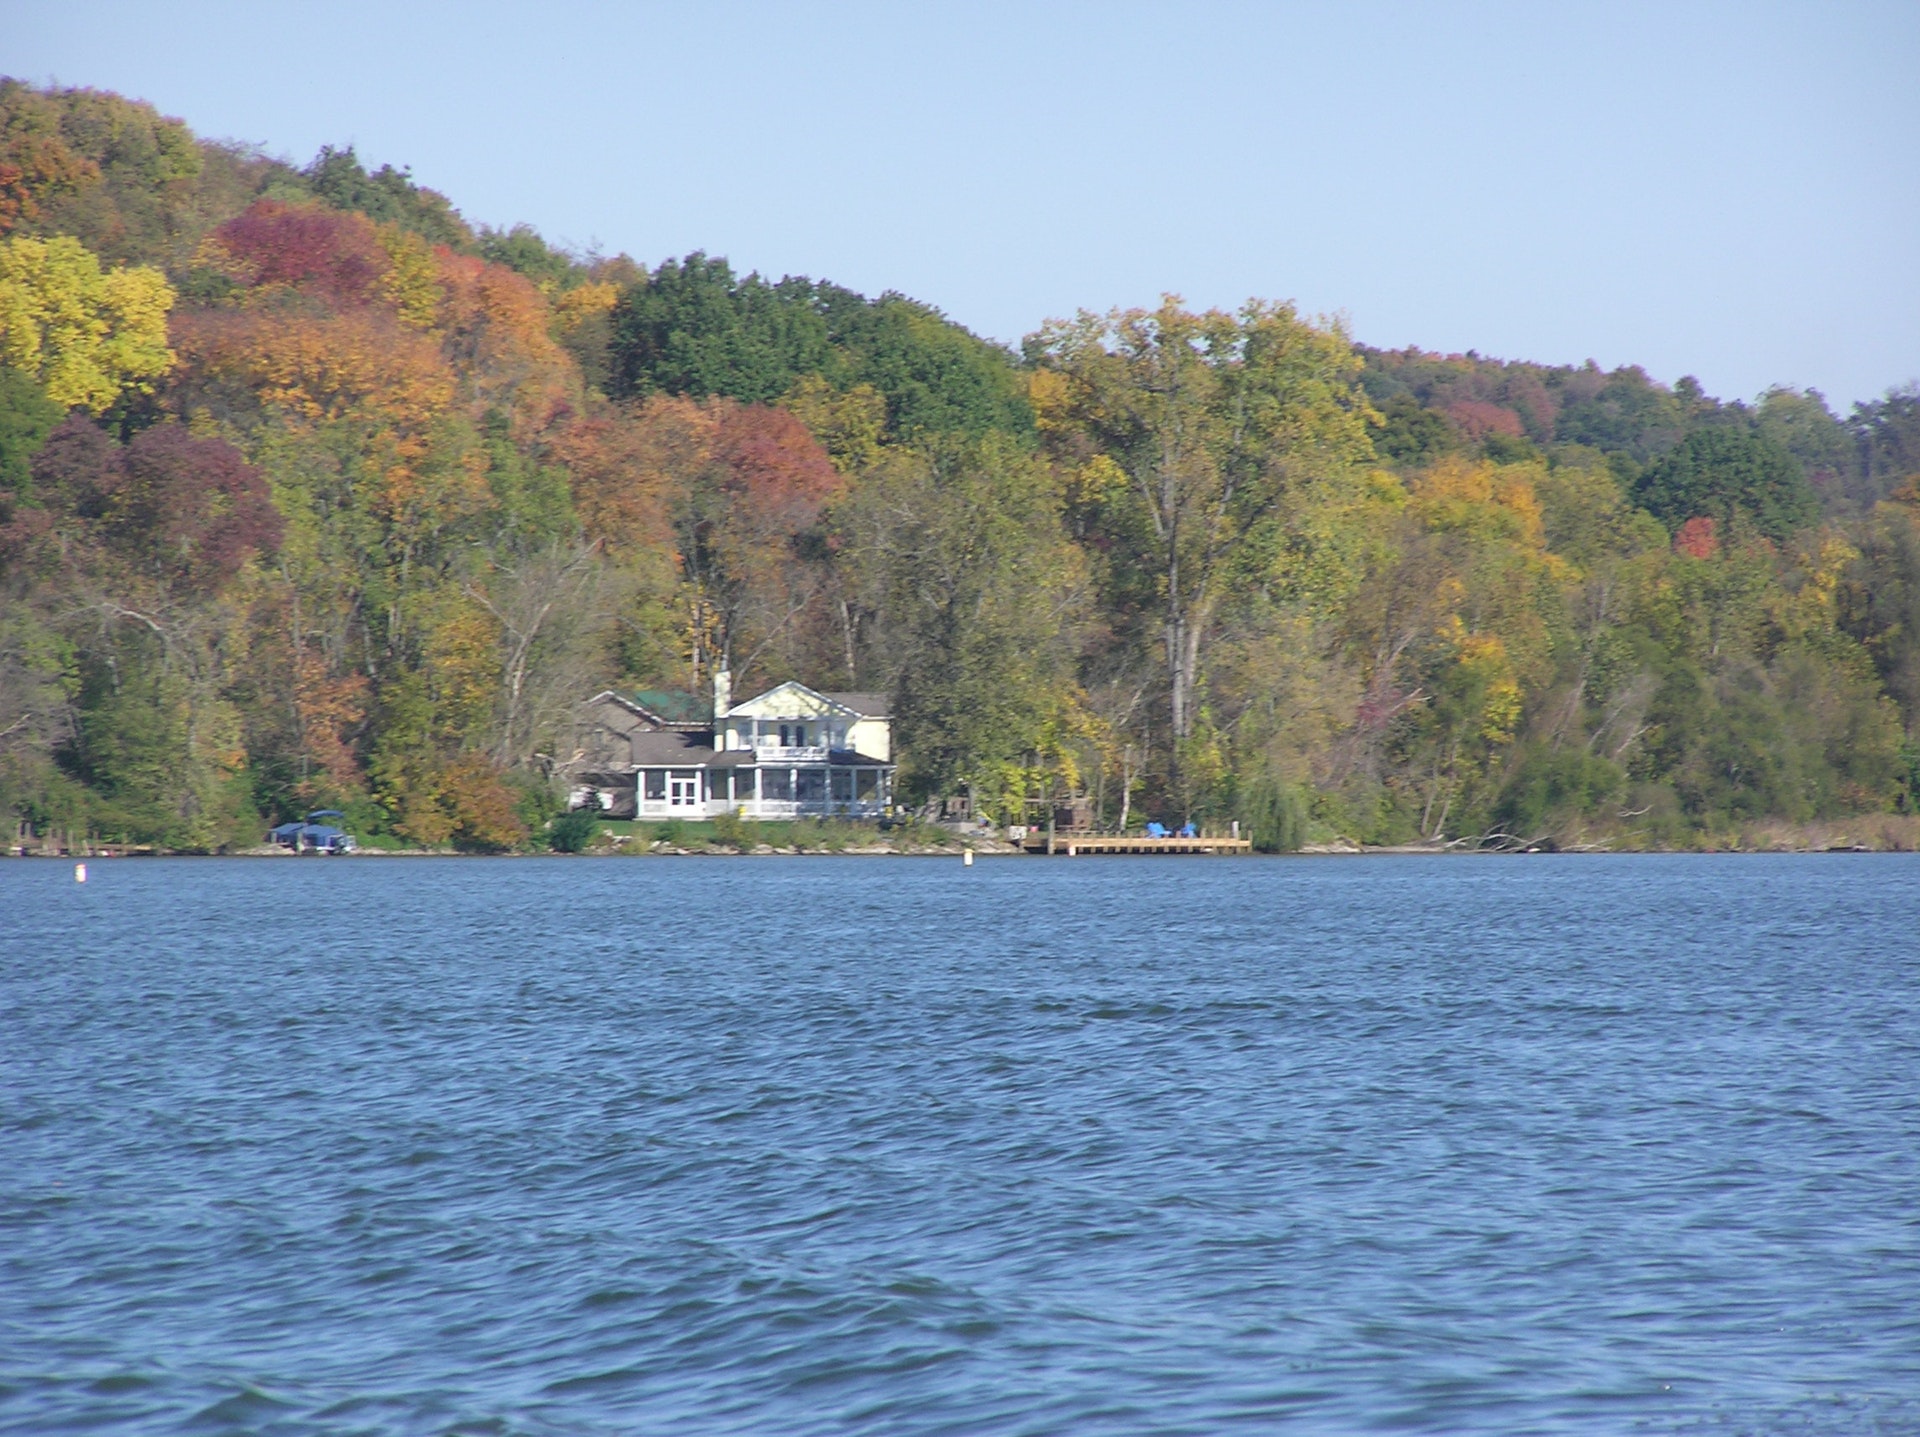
[{"xmin": 265, "ymin": 810, "xmax": 358, "ymax": 854}]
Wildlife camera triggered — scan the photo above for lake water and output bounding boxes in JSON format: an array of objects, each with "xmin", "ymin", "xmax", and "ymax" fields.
[{"xmin": 3, "ymin": 854, "xmax": 1917, "ymax": 1435}]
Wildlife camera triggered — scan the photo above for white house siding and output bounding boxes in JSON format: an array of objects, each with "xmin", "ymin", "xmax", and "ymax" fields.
[{"xmin": 845, "ymin": 716, "xmax": 890, "ymax": 763}]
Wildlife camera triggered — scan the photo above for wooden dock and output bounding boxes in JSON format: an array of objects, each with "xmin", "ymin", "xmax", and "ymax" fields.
[{"xmin": 1021, "ymin": 834, "xmax": 1253, "ymax": 856}]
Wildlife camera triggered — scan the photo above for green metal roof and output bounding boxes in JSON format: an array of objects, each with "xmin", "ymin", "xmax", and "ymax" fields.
[{"xmin": 630, "ymin": 689, "xmax": 710, "ymax": 724}]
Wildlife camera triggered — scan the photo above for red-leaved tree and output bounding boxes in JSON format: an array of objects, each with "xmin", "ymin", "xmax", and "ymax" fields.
[
  {"xmin": 210, "ymin": 200, "xmax": 389, "ymax": 308},
  {"xmin": 1673, "ymin": 514, "xmax": 1718, "ymax": 560},
  {"xmin": 24, "ymin": 416, "xmax": 281, "ymax": 593}
]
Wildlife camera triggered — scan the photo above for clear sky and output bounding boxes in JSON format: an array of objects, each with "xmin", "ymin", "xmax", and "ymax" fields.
[{"xmin": 7, "ymin": 0, "xmax": 1917, "ymax": 407}]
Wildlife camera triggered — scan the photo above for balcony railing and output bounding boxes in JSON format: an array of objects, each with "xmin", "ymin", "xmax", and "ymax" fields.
[{"xmin": 751, "ymin": 740, "xmax": 828, "ymax": 762}]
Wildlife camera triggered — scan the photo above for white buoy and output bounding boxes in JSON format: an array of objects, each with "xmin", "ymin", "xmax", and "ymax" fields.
[
  {"xmin": 963, "ymin": 848, "xmax": 974, "ymax": 866},
  {"xmin": 74, "ymin": 862, "xmax": 87, "ymax": 883}
]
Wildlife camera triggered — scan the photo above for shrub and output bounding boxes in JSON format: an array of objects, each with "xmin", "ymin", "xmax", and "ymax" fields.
[
  {"xmin": 548, "ymin": 807, "xmax": 600, "ymax": 853},
  {"xmin": 788, "ymin": 817, "xmax": 849, "ymax": 851},
  {"xmin": 1492, "ymin": 747, "xmax": 1624, "ymax": 839},
  {"xmin": 710, "ymin": 808, "xmax": 755, "ymax": 848}
]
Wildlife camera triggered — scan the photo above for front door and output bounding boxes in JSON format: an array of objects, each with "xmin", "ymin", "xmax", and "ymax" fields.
[{"xmin": 669, "ymin": 771, "xmax": 700, "ymax": 808}]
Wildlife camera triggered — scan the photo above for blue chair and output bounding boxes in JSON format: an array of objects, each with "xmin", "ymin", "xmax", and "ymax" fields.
[{"xmin": 1145, "ymin": 822, "xmax": 1167, "ymax": 838}]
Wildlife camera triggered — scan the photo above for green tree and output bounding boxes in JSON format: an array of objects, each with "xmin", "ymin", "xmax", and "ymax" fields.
[
  {"xmin": 1838, "ymin": 499, "xmax": 1920, "ymax": 737},
  {"xmin": 810, "ymin": 284, "xmax": 1032, "ymax": 439},
  {"xmin": 835, "ymin": 435, "xmax": 1087, "ymax": 810},
  {"xmin": 1241, "ymin": 772, "xmax": 1310, "ymax": 851},
  {"xmin": 1850, "ymin": 384, "xmax": 1920, "ymax": 505},
  {"xmin": 0, "ymin": 81, "xmax": 219, "ymax": 269},
  {"xmin": 1635, "ymin": 425, "xmax": 1816, "ymax": 540},
  {"xmin": 302, "ymin": 144, "xmax": 474, "ymax": 249},
  {"xmin": 609, "ymin": 255, "xmax": 1032, "ymax": 439},
  {"xmin": 1370, "ymin": 392, "xmax": 1454, "ymax": 466},
  {"xmin": 1553, "ymin": 364, "xmax": 1691, "ymax": 462},
  {"xmin": 1492, "ymin": 746, "xmax": 1624, "ymax": 841},
  {"xmin": 611, "ymin": 253, "xmax": 834, "ymax": 405},
  {"xmin": 0, "ymin": 365, "xmax": 60, "ymax": 501},
  {"xmin": 1030, "ymin": 296, "xmax": 1377, "ymax": 742},
  {"xmin": 1756, "ymin": 386, "xmax": 1852, "ymax": 508},
  {"xmin": 547, "ymin": 805, "xmax": 599, "ymax": 853},
  {"xmin": 477, "ymin": 223, "xmax": 584, "ymax": 291}
]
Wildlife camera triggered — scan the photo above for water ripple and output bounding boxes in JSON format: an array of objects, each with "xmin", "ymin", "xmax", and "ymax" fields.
[{"xmin": 2, "ymin": 854, "xmax": 1918, "ymax": 1433}]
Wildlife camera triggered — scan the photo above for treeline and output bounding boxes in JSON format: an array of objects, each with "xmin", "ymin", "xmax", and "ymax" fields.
[{"xmin": 1, "ymin": 79, "xmax": 1917, "ymax": 851}]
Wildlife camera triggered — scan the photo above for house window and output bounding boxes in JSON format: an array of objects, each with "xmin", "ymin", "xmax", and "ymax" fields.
[
  {"xmin": 831, "ymin": 769, "xmax": 853, "ymax": 802},
  {"xmin": 796, "ymin": 769, "xmax": 826, "ymax": 803},
  {"xmin": 856, "ymin": 769, "xmax": 878, "ymax": 801},
  {"xmin": 763, "ymin": 768, "xmax": 793, "ymax": 801},
  {"xmin": 643, "ymin": 770, "xmax": 665, "ymax": 800}
]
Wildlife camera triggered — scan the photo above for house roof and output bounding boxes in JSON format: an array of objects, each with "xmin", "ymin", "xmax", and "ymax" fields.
[
  {"xmin": 590, "ymin": 685, "xmax": 888, "ymax": 726},
  {"xmin": 725, "ymin": 680, "xmax": 848, "ymax": 718},
  {"xmin": 630, "ymin": 689, "xmax": 711, "ymax": 727},
  {"xmin": 726, "ymin": 681, "xmax": 894, "ymax": 719},
  {"xmin": 627, "ymin": 729, "xmax": 719, "ymax": 765},
  {"xmin": 581, "ymin": 690, "xmax": 704, "ymax": 732},
  {"xmin": 823, "ymin": 692, "xmax": 890, "ymax": 718}
]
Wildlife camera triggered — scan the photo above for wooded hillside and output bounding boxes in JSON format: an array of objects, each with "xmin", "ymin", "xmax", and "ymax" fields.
[{"xmin": 3, "ymin": 80, "xmax": 1917, "ymax": 850}]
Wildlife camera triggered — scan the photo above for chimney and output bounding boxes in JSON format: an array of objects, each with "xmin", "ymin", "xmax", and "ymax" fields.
[{"xmin": 713, "ymin": 668, "xmax": 732, "ymax": 732}]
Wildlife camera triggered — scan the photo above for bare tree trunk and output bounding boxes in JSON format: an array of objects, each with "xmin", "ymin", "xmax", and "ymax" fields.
[
  {"xmin": 838, "ymin": 596, "xmax": 859, "ymax": 685},
  {"xmin": 1167, "ymin": 615, "xmax": 1186, "ymax": 740}
]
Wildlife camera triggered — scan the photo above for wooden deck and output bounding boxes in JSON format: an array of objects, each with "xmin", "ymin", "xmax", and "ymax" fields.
[{"xmin": 1021, "ymin": 834, "xmax": 1253, "ymax": 856}]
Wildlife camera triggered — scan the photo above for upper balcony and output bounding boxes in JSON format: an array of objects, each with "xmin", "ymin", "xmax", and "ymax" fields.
[{"xmin": 751, "ymin": 739, "xmax": 829, "ymax": 763}]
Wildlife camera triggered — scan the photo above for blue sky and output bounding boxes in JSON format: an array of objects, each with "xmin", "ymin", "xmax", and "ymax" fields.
[{"xmin": 8, "ymin": 0, "xmax": 1916, "ymax": 407}]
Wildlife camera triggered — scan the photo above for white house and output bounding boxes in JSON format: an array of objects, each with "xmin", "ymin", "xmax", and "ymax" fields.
[{"xmin": 566, "ymin": 672, "xmax": 895, "ymax": 820}]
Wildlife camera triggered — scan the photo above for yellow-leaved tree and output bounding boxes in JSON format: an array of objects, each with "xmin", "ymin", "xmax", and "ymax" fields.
[{"xmin": 0, "ymin": 234, "xmax": 173, "ymax": 411}]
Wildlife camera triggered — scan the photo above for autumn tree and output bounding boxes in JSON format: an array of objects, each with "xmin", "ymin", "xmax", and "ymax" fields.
[
  {"xmin": 14, "ymin": 417, "xmax": 280, "ymax": 848},
  {"xmin": 0, "ymin": 98, "xmax": 100, "ymax": 236},
  {"xmin": 430, "ymin": 248, "xmax": 575, "ymax": 425},
  {"xmin": 0, "ymin": 233, "xmax": 174, "ymax": 411},
  {"xmin": 202, "ymin": 199, "xmax": 391, "ymax": 306},
  {"xmin": 547, "ymin": 398, "xmax": 687, "ymax": 556},
  {"xmin": 682, "ymin": 400, "xmax": 844, "ymax": 684},
  {"xmin": 0, "ymin": 82, "xmax": 215, "ymax": 269}
]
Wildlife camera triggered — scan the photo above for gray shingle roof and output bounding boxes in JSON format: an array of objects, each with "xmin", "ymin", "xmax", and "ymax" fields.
[
  {"xmin": 626, "ymin": 730, "xmax": 718, "ymax": 764},
  {"xmin": 823, "ymin": 692, "xmax": 890, "ymax": 717}
]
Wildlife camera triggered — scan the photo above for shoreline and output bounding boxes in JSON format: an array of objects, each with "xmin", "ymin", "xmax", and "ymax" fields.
[{"xmin": 9, "ymin": 838, "xmax": 1917, "ymax": 860}]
